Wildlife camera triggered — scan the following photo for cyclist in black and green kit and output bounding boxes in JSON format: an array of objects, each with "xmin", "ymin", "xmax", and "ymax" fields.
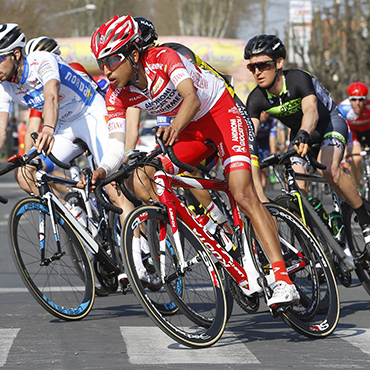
[{"xmin": 244, "ymin": 34, "xmax": 370, "ymax": 247}]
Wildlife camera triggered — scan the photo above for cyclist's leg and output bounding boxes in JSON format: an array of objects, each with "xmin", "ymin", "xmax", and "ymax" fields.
[
  {"xmin": 350, "ymin": 140, "xmax": 363, "ymax": 186},
  {"xmin": 15, "ymin": 129, "xmax": 84, "ymax": 195},
  {"xmin": 201, "ymin": 91, "xmax": 299, "ymax": 306}
]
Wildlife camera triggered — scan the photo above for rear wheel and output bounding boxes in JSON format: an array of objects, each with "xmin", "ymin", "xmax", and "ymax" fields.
[
  {"xmin": 248, "ymin": 203, "xmax": 340, "ymax": 338},
  {"xmin": 122, "ymin": 205, "xmax": 228, "ymax": 348}
]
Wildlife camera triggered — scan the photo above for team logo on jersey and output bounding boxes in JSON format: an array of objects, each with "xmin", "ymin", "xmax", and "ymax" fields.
[
  {"xmin": 152, "ymin": 77, "xmax": 164, "ymax": 94},
  {"xmin": 107, "ymin": 106, "xmax": 115, "ymax": 111},
  {"xmin": 228, "ymin": 106, "xmax": 239, "ymax": 115},
  {"xmin": 231, "ymin": 145, "xmax": 248, "ymax": 153},
  {"xmin": 218, "ymin": 142, "xmax": 225, "ymax": 157}
]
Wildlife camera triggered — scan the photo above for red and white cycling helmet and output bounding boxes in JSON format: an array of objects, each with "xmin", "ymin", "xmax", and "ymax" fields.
[
  {"xmin": 91, "ymin": 15, "xmax": 142, "ymax": 60},
  {"xmin": 347, "ymin": 81, "xmax": 368, "ymax": 99}
]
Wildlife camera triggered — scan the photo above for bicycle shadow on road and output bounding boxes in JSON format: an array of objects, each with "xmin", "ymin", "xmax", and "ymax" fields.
[{"xmin": 338, "ymin": 299, "xmax": 370, "ymax": 319}]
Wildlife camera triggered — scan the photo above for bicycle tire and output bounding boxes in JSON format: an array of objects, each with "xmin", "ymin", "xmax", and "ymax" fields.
[
  {"xmin": 122, "ymin": 205, "xmax": 228, "ymax": 348},
  {"xmin": 248, "ymin": 203, "xmax": 340, "ymax": 338},
  {"xmin": 65, "ymin": 190, "xmax": 111, "ymax": 297},
  {"xmin": 274, "ymin": 194, "xmax": 352, "ymax": 287},
  {"xmin": 109, "ymin": 210, "xmax": 123, "ymax": 264},
  {"xmin": 175, "ymin": 188, "xmax": 234, "ymax": 318},
  {"xmin": 8, "ymin": 197, "xmax": 95, "ymax": 320},
  {"xmin": 342, "ymin": 199, "xmax": 370, "ymax": 295}
]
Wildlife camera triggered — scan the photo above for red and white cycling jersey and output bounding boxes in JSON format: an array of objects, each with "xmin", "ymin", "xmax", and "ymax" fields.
[
  {"xmin": 338, "ymin": 98, "xmax": 370, "ymax": 143},
  {"xmin": 106, "ymin": 46, "xmax": 251, "ymax": 175},
  {"xmin": 105, "ymin": 46, "xmax": 225, "ymax": 134}
]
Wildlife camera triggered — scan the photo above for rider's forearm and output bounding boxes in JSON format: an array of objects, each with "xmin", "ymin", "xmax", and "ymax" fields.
[
  {"xmin": 300, "ymin": 106, "xmax": 318, "ymax": 135},
  {"xmin": 42, "ymin": 80, "xmax": 60, "ymax": 130},
  {"xmin": 170, "ymin": 92, "xmax": 200, "ymax": 133},
  {"xmin": 0, "ymin": 112, "xmax": 8, "ymax": 153},
  {"xmin": 300, "ymin": 96, "xmax": 319, "ymax": 135}
]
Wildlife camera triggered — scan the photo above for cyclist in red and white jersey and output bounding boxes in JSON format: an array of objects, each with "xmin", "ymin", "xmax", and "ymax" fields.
[
  {"xmin": 86, "ymin": 14, "xmax": 300, "ymax": 308},
  {"xmin": 338, "ymin": 82, "xmax": 370, "ymax": 185}
]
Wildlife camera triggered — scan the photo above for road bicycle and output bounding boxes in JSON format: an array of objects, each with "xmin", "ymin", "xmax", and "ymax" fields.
[
  {"xmin": 261, "ymin": 148, "xmax": 370, "ymax": 294},
  {"xmin": 95, "ymin": 139, "xmax": 339, "ymax": 348},
  {"xmin": 4, "ymin": 134, "xmax": 178, "ymax": 320}
]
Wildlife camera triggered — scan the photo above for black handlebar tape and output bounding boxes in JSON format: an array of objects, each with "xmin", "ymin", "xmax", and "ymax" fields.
[
  {"xmin": 94, "ymin": 183, "xmax": 123, "ymax": 214},
  {"xmin": 167, "ymin": 146, "xmax": 195, "ymax": 173}
]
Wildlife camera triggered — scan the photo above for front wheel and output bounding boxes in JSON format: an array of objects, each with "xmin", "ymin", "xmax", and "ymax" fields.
[
  {"xmin": 248, "ymin": 203, "xmax": 340, "ymax": 338},
  {"xmin": 8, "ymin": 197, "xmax": 95, "ymax": 320},
  {"xmin": 122, "ymin": 205, "xmax": 228, "ymax": 348}
]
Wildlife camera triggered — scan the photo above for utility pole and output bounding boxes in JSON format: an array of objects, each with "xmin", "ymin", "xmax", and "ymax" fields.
[{"xmin": 261, "ymin": 0, "xmax": 266, "ymax": 33}]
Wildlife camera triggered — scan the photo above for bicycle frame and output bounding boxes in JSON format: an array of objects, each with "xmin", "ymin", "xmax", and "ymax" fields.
[
  {"xmin": 153, "ymin": 169, "xmax": 308, "ymax": 296},
  {"xmin": 35, "ymin": 165, "xmax": 118, "ymax": 274},
  {"xmin": 275, "ymin": 165, "xmax": 356, "ymax": 270}
]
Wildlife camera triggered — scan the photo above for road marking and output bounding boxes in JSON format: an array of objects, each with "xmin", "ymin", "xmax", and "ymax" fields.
[
  {"xmin": 0, "ymin": 287, "xmax": 85, "ymax": 294},
  {"xmin": 335, "ymin": 327, "xmax": 370, "ymax": 356},
  {"xmin": 0, "ymin": 329, "xmax": 20, "ymax": 366},
  {"xmin": 120, "ymin": 326, "xmax": 259, "ymax": 364}
]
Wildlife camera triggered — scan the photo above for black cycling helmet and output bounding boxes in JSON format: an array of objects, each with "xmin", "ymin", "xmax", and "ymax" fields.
[
  {"xmin": 134, "ymin": 17, "xmax": 158, "ymax": 50},
  {"xmin": 25, "ymin": 36, "xmax": 60, "ymax": 55},
  {"xmin": 244, "ymin": 34, "xmax": 286, "ymax": 60}
]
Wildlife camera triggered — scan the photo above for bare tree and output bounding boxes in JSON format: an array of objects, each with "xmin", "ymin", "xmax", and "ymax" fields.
[
  {"xmin": 176, "ymin": 0, "xmax": 234, "ymax": 37},
  {"xmin": 307, "ymin": 0, "xmax": 370, "ymax": 102}
]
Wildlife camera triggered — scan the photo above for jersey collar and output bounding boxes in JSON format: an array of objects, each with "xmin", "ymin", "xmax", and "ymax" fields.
[
  {"xmin": 19, "ymin": 56, "xmax": 29, "ymax": 86},
  {"xmin": 266, "ymin": 75, "xmax": 287, "ymax": 99}
]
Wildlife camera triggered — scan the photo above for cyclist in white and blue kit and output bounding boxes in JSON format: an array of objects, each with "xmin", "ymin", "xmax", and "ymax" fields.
[{"xmin": 0, "ymin": 23, "xmax": 126, "ymax": 212}]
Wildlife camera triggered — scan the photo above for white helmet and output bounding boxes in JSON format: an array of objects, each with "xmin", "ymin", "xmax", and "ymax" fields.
[
  {"xmin": 0, "ymin": 23, "xmax": 26, "ymax": 54},
  {"xmin": 25, "ymin": 36, "xmax": 60, "ymax": 55}
]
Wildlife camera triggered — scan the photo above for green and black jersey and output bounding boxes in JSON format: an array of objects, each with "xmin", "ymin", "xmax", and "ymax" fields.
[{"xmin": 247, "ymin": 69, "xmax": 336, "ymax": 138}]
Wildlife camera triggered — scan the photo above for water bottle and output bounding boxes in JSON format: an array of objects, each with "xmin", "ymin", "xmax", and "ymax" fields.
[
  {"xmin": 196, "ymin": 214, "xmax": 238, "ymax": 258},
  {"xmin": 329, "ymin": 211, "xmax": 345, "ymax": 244},
  {"xmin": 87, "ymin": 217, "xmax": 99, "ymax": 239},
  {"xmin": 309, "ymin": 197, "xmax": 330, "ymax": 227},
  {"xmin": 67, "ymin": 203, "xmax": 87, "ymax": 227}
]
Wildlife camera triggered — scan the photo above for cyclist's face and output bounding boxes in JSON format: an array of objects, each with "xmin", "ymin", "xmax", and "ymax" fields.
[
  {"xmin": 249, "ymin": 54, "xmax": 282, "ymax": 89},
  {"xmin": 350, "ymin": 97, "xmax": 367, "ymax": 115},
  {"xmin": 0, "ymin": 53, "xmax": 15, "ymax": 82},
  {"xmin": 103, "ymin": 57, "xmax": 130, "ymax": 88}
]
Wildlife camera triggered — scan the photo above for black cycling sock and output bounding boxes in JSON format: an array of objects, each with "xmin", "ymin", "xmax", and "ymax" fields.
[{"xmin": 354, "ymin": 202, "xmax": 370, "ymax": 227}]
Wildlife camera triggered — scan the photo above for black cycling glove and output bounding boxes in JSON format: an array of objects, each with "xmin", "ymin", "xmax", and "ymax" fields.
[{"xmin": 292, "ymin": 129, "xmax": 312, "ymax": 147}]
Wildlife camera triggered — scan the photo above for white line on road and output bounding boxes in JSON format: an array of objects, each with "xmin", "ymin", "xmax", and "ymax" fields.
[
  {"xmin": 120, "ymin": 326, "xmax": 259, "ymax": 364},
  {"xmin": 0, "ymin": 287, "xmax": 85, "ymax": 294},
  {"xmin": 335, "ymin": 327, "xmax": 370, "ymax": 356},
  {"xmin": 0, "ymin": 329, "xmax": 20, "ymax": 367}
]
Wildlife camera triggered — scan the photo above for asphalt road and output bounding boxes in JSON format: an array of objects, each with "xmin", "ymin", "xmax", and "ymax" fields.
[{"xmin": 1, "ymin": 170, "xmax": 370, "ymax": 370}]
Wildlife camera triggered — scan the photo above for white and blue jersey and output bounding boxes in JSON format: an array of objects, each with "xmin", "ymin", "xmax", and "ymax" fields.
[
  {"xmin": 0, "ymin": 51, "xmax": 109, "ymax": 172},
  {"xmin": 0, "ymin": 51, "xmax": 96, "ymax": 120}
]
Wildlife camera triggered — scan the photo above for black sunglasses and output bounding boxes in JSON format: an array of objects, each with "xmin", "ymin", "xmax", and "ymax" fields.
[
  {"xmin": 349, "ymin": 97, "xmax": 366, "ymax": 102},
  {"xmin": 97, "ymin": 54, "xmax": 125, "ymax": 71},
  {"xmin": 247, "ymin": 60, "xmax": 275, "ymax": 74}
]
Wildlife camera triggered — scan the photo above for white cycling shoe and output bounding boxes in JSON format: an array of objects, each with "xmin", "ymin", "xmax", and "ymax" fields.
[
  {"xmin": 137, "ymin": 268, "xmax": 162, "ymax": 291},
  {"xmin": 267, "ymin": 281, "xmax": 300, "ymax": 308}
]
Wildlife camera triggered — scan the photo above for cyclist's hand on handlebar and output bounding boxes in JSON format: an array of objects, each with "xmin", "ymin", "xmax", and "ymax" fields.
[
  {"xmin": 76, "ymin": 167, "xmax": 106, "ymax": 190},
  {"xmin": 292, "ymin": 129, "xmax": 312, "ymax": 158},
  {"xmin": 35, "ymin": 128, "xmax": 55, "ymax": 155},
  {"xmin": 156, "ymin": 125, "xmax": 179, "ymax": 147}
]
